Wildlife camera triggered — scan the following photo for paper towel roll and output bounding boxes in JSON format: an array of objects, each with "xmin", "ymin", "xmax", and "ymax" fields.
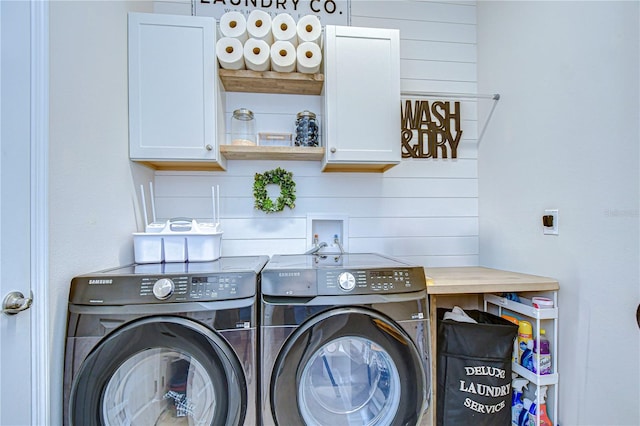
[
  {"xmin": 219, "ymin": 11, "xmax": 248, "ymax": 43},
  {"xmin": 296, "ymin": 41, "xmax": 322, "ymax": 74},
  {"xmin": 272, "ymin": 13, "xmax": 298, "ymax": 46},
  {"xmin": 297, "ymin": 15, "xmax": 322, "ymax": 46},
  {"xmin": 247, "ymin": 10, "xmax": 273, "ymax": 44},
  {"xmin": 270, "ymin": 41, "xmax": 296, "ymax": 73},
  {"xmin": 216, "ymin": 37, "xmax": 245, "ymax": 70},
  {"xmin": 244, "ymin": 38, "xmax": 271, "ymax": 72}
]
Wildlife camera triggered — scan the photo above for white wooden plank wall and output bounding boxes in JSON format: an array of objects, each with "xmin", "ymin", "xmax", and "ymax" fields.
[{"xmin": 151, "ymin": 0, "xmax": 479, "ymax": 267}]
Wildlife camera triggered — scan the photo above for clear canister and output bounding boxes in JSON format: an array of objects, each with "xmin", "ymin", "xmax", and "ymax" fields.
[
  {"xmin": 295, "ymin": 110, "xmax": 319, "ymax": 147},
  {"xmin": 231, "ymin": 108, "xmax": 256, "ymax": 146}
]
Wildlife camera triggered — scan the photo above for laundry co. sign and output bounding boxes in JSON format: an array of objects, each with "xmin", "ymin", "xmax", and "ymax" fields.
[
  {"xmin": 194, "ymin": 0, "xmax": 350, "ymax": 24},
  {"xmin": 401, "ymin": 100, "xmax": 463, "ymax": 159}
]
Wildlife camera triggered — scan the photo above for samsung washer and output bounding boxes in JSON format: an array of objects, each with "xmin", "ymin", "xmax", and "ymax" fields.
[
  {"xmin": 63, "ymin": 256, "xmax": 268, "ymax": 426},
  {"xmin": 260, "ymin": 253, "xmax": 431, "ymax": 426}
]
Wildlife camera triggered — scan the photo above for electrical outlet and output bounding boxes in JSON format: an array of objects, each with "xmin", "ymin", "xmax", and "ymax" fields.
[{"xmin": 543, "ymin": 209, "xmax": 559, "ymax": 235}]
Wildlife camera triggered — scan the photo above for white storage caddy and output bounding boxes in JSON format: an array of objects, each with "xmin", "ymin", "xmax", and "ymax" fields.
[
  {"xmin": 134, "ymin": 218, "xmax": 222, "ymax": 263},
  {"xmin": 134, "ymin": 183, "xmax": 222, "ymax": 263}
]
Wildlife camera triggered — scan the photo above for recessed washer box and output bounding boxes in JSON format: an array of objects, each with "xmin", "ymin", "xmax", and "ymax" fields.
[{"xmin": 306, "ymin": 214, "xmax": 349, "ymax": 253}]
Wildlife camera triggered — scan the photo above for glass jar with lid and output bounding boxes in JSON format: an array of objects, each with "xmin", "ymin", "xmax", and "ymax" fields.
[
  {"xmin": 231, "ymin": 108, "xmax": 256, "ymax": 146},
  {"xmin": 295, "ymin": 110, "xmax": 319, "ymax": 147}
]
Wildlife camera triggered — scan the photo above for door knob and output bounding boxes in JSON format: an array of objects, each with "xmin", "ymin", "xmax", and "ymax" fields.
[{"xmin": 2, "ymin": 290, "xmax": 33, "ymax": 315}]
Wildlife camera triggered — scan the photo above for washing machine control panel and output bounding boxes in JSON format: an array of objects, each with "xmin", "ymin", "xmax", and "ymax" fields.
[
  {"xmin": 139, "ymin": 273, "xmax": 256, "ymax": 302},
  {"xmin": 69, "ymin": 272, "xmax": 257, "ymax": 304},
  {"xmin": 318, "ymin": 268, "xmax": 424, "ymax": 295},
  {"xmin": 69, "ymin": 257, "xmax": 268, "ymax": 305}
]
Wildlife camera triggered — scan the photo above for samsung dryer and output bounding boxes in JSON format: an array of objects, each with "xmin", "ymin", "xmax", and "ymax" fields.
[
  {"xmin": 63, "ymin": 256, "xmax": 268, "ymax": 426},
  {"xmin": 260, "ymin": 253, "xmax": 431, "ymax": 426}
]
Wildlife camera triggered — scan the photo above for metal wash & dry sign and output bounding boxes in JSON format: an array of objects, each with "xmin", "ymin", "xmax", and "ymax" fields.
[{"xmin": 401, "ymin": 99, "xmax": 463, "ymax": 159}]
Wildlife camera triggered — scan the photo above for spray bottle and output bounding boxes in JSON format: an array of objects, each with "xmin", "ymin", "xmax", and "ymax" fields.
[
  {"xmin": 526, "ymin": 397, "xmax": 537, "ymax": 426},
  {"xmin": 518, "ymin": 398, "xmax": 532, "ymax": 426},
  {"xmin": 528, "ymin": 386, "xmax": 552, "ymax": 426},
  {"xmin": 511, "ymin": 378, "xmax": 529, "ymax": 425}
]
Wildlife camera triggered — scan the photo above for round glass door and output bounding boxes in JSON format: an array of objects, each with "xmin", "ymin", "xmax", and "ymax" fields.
[
  {"xmin": 298, "ymin": 336, "xmax": 401, "ymax": 425},
  {"xmin": 101, "ymin": 348, "xmax": 216, "ymax": 425},
  {"xmin": 270, "ymin": 307, "xmax": 427, "ymax": 426},
  {"xmin": 70, "ymin": 316, "xmax": 245, "ymax": 426}
]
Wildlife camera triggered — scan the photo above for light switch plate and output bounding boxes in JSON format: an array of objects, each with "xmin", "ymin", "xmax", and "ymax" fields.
[{"xmin": 543, "ymin": 209, "xmax": 559, "ymax": 235}]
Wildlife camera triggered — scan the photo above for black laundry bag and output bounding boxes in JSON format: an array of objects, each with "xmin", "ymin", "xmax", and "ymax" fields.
[{"xmin": 436, "ymin": 308, "xmax": 518, "ymax": 426}]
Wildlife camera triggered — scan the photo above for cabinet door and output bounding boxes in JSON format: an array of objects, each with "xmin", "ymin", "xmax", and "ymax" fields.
[
  {"xmin": 323, "ymin": 26, "xmax": 400, "ymax": 172},
  {"xmin": 128, "ymin": 13, "xmax": 224, "ymax": 167}
]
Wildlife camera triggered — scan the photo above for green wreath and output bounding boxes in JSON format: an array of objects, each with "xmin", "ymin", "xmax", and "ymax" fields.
[{"xmin": 253, "ymin": 167, "xmax": 296, "ymax": 213}]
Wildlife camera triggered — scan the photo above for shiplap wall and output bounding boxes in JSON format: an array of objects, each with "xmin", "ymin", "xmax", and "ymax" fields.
[{"xmin": 151, "ymin": 0, "xmax": 478, "ymax": 267}]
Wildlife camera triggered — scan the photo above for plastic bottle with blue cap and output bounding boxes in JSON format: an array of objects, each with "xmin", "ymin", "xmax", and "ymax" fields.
[{"xmin": 511, "ymin": 378, "xmax": 529, "ymax": 425}]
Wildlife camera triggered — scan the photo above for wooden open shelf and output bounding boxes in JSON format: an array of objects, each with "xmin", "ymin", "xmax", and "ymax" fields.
[
  {"xmin": 135, "ymin": 160, "xmax": 226, "ymax": 172},
  {"xmin": 218, "ymin": 69, "xmax": 324, "ymax": 95},
  {"xmin": 220, "ymin": 145, "xmax": 325, "ymax": 161}
]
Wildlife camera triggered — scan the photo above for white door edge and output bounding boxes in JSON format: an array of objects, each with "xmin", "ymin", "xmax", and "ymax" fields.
[{"xmin": 30, "ymin": 1, "xmax": 50, "ymax": 424}]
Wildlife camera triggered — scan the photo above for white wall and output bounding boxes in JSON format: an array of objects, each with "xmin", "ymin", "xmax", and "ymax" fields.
[
  {"xmin": 46, "ymin": 1, "xmax": 640, "ymax": 424},
  {"xmin": 48, "ymin": 1, "xmax": 479, "ymax": 422},
  {"xmin": 49, "ymin": 2, "xmax": 480, "ymax": 422},
  {"xmin": 152, "ymin": 0, "xmax": 481, "ymax": 268},
  {"xmin": 477, "ymin": 2, "xmax": 639, "ymax": 425},
  {"xmin": 49, "ymin": 1, "xmax": 154, "ymax": 422}
]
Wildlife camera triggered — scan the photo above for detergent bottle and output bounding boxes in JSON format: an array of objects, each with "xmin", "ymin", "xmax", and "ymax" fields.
[
  {"xmin": 511, "ymin": 378, "xmax": 529, "ymax": 425},
  {"xmin": 521, "ymin": 339, "xmax": 535, "ymax": 372},
  {"xmin": 528, "ymin": 386, "xmax": 553, "ymax": 426},
  {"xmin": 533, "ymin": 329, "xmax": 552, "ymax": 375},
  {"xmin": 502, "ymin": 315, "xmax": 519, "ymax": 363},
  {"xmin": 518, "ymin": 320, "xmax": 533, "ymax": 366}
]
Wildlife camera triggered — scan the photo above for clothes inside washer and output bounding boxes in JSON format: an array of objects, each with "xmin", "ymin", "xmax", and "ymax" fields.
[{"xmin": 163, "ymin": 359, "xmax": 194, "ymax": 418}]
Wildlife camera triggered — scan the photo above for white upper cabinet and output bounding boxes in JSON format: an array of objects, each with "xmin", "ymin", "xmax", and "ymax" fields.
[
  {"xmin": 128, "ymin": 12, "xmax": 226, "ymax": 170},
  {"xmin": 127, "ymin": 15, "xmax": 400, "ymax": 173},
  {"xmin": 322, "ymin": 25, "xmax": 401, "ymax": 172}
]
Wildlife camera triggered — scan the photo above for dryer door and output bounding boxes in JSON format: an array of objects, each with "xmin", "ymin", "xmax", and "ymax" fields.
[
  {"xmin": 69, "ymin": 316, "xmax": 245, "ymax": 426},
  {"xmin": 270, "ymin": 306, "xmax": 427, "ymax": 426}
]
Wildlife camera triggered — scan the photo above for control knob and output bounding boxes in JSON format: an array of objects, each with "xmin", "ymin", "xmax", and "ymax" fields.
[
  {"xmin": 338, "ymin": 272, "xmax": 356, "ymax": 291},
  {"xmin": 153, "ymin": 278, "xmax": 174, "ymax": 300}
]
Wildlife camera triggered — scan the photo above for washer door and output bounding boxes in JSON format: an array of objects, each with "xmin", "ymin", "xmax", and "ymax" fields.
[
  {"xmin": 270, "ymin": 307, "xmax": 427, "ymax": 426},
  {"xmin": 69, "ymin": 316, "xmax": 246, "ymax": 426}
]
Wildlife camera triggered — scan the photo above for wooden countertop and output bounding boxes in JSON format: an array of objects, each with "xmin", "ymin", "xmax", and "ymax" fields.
[{"xmin": 425, "ymin": 266, "xmax": 559, "ymax": 294}]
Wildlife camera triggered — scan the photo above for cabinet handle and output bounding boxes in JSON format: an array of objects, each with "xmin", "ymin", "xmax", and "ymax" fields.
[
  {"xmin": 637, "ymin": 304, "xmax": 640, "ymax": 330},
  {"xmin": 205, "ymin": 144, "xmax": 213, "ymax": 151},
  {"xmin": 330, "ymin": 147, "xmax": 336, "ymax": 153}
]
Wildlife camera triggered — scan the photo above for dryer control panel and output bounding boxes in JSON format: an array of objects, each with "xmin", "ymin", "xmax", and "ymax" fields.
[
  {"xmin": 317, "ymin": 268, "xmax": 424, "ymax": 295},
  {"xmin": 261, "ymin": 253, "xmax": 427, "ymax": 297}
]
